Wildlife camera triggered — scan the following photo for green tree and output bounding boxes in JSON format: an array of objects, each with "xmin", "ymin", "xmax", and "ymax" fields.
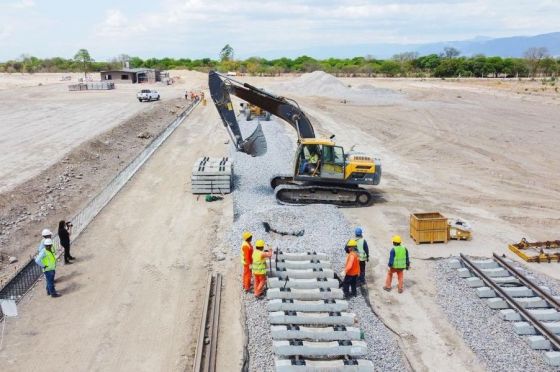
[
  {"xmin": 220, "ymin": 44, "xmax": 234, "ymax": 62},
  {"xmin": 442, "ymin": 47, "xmax": 461, "ymax": 59},
  {"xmin": 524, "ymin": 47, "xmax": 549, "ymax": 77},
  {"xmin": 73, "ymin": 49, "xmax": 93, "ymax": 78}
]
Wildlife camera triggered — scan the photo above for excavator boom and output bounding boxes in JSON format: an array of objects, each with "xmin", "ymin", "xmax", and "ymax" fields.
[{"xmin": 208, "ymin": 71, "xmax": 315, "ymax": 156}]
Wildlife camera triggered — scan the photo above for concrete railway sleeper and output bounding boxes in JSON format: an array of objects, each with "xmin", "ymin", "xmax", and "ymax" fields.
[
  {"xmin": 457, "ymin": 254, "xmax": 560, "ymax": 366},
  {"xmin": 263, "ymin": 251, "xmax": 374, "ymax": 370}
]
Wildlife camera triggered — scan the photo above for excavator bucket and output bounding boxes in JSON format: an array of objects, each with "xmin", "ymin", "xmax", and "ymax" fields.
[
  {"xmin": 241, "ymin": 123, "xmax": 267, "ymax": 156},
  {"xmin": 208, "ymin": 70, "xmax": 267, "ymax": 156}
]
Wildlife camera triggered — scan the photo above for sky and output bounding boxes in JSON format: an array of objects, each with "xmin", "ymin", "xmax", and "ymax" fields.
[{"xmin": 0, "ymin": 0, "xmax": 559, "ymax": 61}]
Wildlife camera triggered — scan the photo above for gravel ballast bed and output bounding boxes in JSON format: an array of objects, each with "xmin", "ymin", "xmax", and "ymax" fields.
[
  {"xmin": 227, "ymin": 119, "xmax": 405, "ymax": 371},
  {"xmin": 434, "ymin": 258, "xmax": 557, "ymax": 372}
]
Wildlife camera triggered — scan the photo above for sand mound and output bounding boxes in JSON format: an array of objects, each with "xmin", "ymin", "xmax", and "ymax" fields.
[{"xmin": 279, "ymin": 71, "xmax": 350, "ymax": 96}]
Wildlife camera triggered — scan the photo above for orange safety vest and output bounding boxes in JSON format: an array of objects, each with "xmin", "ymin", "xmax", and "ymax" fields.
[
  {"xmin": 240, "ymin": 241, "xmax": 253, "ymax": 266},
  {"xmin": 345, "ymin": 251, "xmax": 360, "ymax": 276}
]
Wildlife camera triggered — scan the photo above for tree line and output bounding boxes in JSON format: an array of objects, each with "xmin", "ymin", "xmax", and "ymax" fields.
[{"xmin": 1, "ymin": 46, "xmax": 558, "ymax": 78}]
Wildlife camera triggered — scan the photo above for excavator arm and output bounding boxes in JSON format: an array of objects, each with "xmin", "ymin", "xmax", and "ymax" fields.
[{"xmin": 208, "ymin": 71, "xmax": 315, "ymax": 156}]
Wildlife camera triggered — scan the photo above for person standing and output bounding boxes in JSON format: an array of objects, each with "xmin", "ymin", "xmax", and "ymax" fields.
[
  {"xmin": 342, "ymin": 240, "xmax": 361, "ymax": 299},
  {"xmin": 241, "ymin": 231, "xmax": 254, "ymax": 293},
  {"xmin": 58, "ymin": 220, "xmax": 75, "ymax": 264},
  {"xmin": 35, "ymin": 239, "xmax": 60, "ymax": 298},
  {"xmin": 251, "ymin": 239, "xmax": 273, "ymax": 298},
  {"xmin": 354, "ymin": 227, "xmax": 369, "ymax": 285},
  {"xmin": 383, "ymin": 235, "xmax": 410, "ymax": 293}
]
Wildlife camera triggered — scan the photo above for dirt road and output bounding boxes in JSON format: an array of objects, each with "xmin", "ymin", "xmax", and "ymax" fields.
[{"xmin": 0, "ymin": 102, "xmax": 242, "ymax": 371}]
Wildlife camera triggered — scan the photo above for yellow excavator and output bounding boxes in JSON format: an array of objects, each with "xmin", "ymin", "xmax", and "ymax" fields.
[
  {"xmin": 208, "ymin": 71, "xmax": 381, "ymax": 206},
  {"xmin": 239, "ymin": 102, "xmax": 271, "ymax": 121}
]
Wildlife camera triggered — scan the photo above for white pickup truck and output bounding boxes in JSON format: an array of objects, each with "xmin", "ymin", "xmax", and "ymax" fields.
[{"xmin": 137, "ymin": 89, "xmax": 160, "ymax": 102}]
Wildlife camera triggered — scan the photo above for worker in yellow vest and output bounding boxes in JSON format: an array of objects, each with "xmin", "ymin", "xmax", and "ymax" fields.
[
  {"xmin": 241, "ymin": 232, "xmax": 254, "ymax": 292},
  {"xmin": 383, "ymin": 235, "xmax": 410, "ymax": 293},
  {"xmin": 354, "ymin": 227, "xmax": 369, "ymax": 285},
  {"xmin": 34, "ymin": 238, "xmax": 61, "ymax": 297},
  {"xmin": 252, "ymin": 239, "xmax": 273, "ymax": 298}
]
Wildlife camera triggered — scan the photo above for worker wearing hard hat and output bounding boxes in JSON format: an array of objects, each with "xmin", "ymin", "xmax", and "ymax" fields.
[
  {"xmin": 241, "ymin": 231, "xmax": 254, "ymax": 293},
  {"xmin": 383, "ymin": 235, "xmax": 410, "ymax": 293},
  {"xmin": 38, "ymin": 228, "xmax": 56, "ymax": 253},
  {"xmin": 34, "ymin": 238, "xmax": 61, "ymax": 297},
  {"xmin": 251, "ymin": 239, "xmax": 273, "ymax": 298},
  {"xmin": 342, "ymin": 240, "xmax": 361, "ymax": 299},
  {"xmin": 354, "ymin": 227, "xmax": 369, "ymax": 285}
]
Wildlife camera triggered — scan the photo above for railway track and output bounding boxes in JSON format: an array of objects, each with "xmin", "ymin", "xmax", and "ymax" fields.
[
  {"xmin": 458, "ymin": 253, "xmax": 560, "ymax": 366},
  {"xmin": 192, "ymin": 273, "xmax": 222, "ymax": 372}
]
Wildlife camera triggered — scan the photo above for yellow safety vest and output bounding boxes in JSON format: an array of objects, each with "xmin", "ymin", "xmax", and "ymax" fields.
[
  {"xmin": 41, "ymin": 249, "xmax": 56, "ymax": 272},
  {"xmin": 251, "ymin": 250, "xmax": 267, "ymax": 275},
  {"xmin": 356, "ymin": 238, "xmax": 367, "ymax": 261},
  {"xmin": 392, "ymin": 245, "xmax": 407, "ymax": 269}
]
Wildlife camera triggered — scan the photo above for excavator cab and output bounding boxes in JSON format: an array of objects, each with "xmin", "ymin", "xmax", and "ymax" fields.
[{"xmin": 295, "ymin": 140, "xmax": 344, "ymax": 180}]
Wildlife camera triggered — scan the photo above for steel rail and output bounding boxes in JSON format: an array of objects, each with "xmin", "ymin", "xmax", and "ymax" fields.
[
  {"xmin": 493, "ymin": 253, "xmax": 560, "ymax": 311},
  {"xmin": 460, "ymin": 253, "xmax": 560, "ymax": 351},
  {"xmin": 192, "ymin": 273, "xmax": 222, "ymax": 372}
]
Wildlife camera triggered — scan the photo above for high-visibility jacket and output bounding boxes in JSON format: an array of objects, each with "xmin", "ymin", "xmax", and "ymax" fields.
[
  {"xmin": 345, "ymin": 251, "xmax": 360, "ymax": 276},
  {"xmin": 308, "ymin": 153, "xmax": 319, "ymax": 164},
  {"xmin": 356, "ymin": 238, "xmax": 367, "ymax": 261},
  {"xmin": 41, "ymin": 249, "xmax": 56, "ymax": 272},
  {"xmin": 240, "ymin": 241, "xmax": 253, "ymax": 266},
  {"xmin": 392, "ymin": 245, "xmax": 408, "ymax": 269},
  {"xmin": 251, "ymin": 250, "xmax": 272, "ymax": 275}
]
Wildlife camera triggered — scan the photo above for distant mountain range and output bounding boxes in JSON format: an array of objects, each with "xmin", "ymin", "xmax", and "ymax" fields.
[{"xmin": 272, "ymin": 32, "xmax": 560, "ymax": 59}]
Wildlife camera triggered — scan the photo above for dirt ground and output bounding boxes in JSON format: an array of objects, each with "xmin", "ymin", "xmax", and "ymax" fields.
[
  {"xmin": 1, "ymin": 72, "xmax": 559, "ymax": 371},
  {"xmin": 0, "ymin": 100, "xmax": 244, "ymax": 371}
]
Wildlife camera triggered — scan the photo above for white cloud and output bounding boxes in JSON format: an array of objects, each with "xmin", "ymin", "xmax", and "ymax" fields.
[
  {"xmin": 10, "ymin": 0, "xmax": 35, "ymax": 8},
  {"xmin": 0, "ymin": 24, "xmax": 12, "ymax": 40}
]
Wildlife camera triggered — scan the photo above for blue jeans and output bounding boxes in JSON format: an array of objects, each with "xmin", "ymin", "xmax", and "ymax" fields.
[{"xmin": 44, "ymin": 270, "xmax": 56, "ymax": 295}]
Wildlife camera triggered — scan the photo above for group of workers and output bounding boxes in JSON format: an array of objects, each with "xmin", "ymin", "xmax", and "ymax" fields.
[{"xmin": 240, "ymin": 226, "xmax": 410, "ymax": 299}]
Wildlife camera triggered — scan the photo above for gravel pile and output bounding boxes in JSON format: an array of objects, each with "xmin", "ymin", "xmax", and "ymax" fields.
[
  {"xmin": 273, "ymin": 71, "xmax": 403, "ymax": 105},
  {"xmin": 434, "ymin": 258, "xmax": 557, "ymax": 372},
  {"xmin": 228, "ymin": 118, "xmax": 406, "ymax": 371}
]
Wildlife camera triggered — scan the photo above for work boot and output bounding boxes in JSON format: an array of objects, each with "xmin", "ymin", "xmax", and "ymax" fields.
[
  {"xmin": 398, "ymin": 288, "xmax": 404, "ymax": 294},
  {"xmin": 383, "ymin": 287, "xmax": 391, "ymax": 292},
  {"xmin": 51, "ymin": 293, "xmax": 61, "ymax": 298}
]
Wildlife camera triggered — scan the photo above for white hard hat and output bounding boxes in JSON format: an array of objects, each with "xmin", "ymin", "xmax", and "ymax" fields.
[
  {"xmin": 44, "ymin": 238, "xmax": 53, "ymax": 246},
  {"xmin": 42, "ymin": 229, "xmax": 52, "ymax": 236}
]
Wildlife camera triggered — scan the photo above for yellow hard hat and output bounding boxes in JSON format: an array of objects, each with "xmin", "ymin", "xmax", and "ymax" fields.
[
  {"xmin": 242, "ymin": 231, "xmax": 252, "ymax": 240},
  {"xmin": 347, "ymin": 239, "xmax": 357, "ymax": 247},
  {"xmin": 255, "ymin": 239, "xmax": 265, "ymax": 248},
  {"xmin": 392, "ymin": 235, "xmax": 402, "ymax": 244}
]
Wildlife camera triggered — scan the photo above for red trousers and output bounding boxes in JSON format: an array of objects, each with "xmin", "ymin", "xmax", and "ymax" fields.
[
  {"xmin": 242, "ymin": 265, "xmax": 252, "ymax": 291},
  {"xmin": 385, "ymin": 268, "xmax": 404, "ymax": 290},
  {"xmin": 254, "ymin": 274, "xmax": 267, "ymax": 297}
]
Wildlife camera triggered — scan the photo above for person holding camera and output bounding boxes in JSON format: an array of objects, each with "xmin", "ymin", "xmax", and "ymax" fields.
[{"xmin": 58, "ymin": 220, "xmax": 74, "ymax": 264}]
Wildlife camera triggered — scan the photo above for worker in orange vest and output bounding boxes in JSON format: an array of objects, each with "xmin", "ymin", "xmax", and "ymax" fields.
[
  {"xmin": 241, "ymin": 231, "xmax": 254, "ymax": 292},
  {"xmin": 252, "ymin": 239, "xmax": 273, "ymax": 298},
  {"xmin": 342, "ymin": 239, "xmax": 361, "ymax": 299}
]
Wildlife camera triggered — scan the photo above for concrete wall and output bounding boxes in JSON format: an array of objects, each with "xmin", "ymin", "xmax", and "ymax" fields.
[{"xmin": 100, "ymin": 71, "xmax": 136, "ymax": 84}]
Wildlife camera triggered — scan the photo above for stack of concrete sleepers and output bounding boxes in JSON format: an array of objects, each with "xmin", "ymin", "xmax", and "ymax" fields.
[
  {"xmin": 191, "ymin": 157, "xmax": 233, "ymax": 194},
  {"xmin": 267, "ymin": 251, "xmax": 373, "ymax": 371}
]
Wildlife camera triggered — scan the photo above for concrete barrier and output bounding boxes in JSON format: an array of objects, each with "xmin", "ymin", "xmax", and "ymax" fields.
[
  {"xmin": 269, "ymin": 311, "xmax": 355, "ymax": 326},
  {"xmin": 273, "ymin": 340, "xmax": 368, "ymax": 357},
  {"xmin": 275, "ymin": 358, "xmax": 374, "ymax": 371},
  {"xmin": 267, "ymin": 288, "xmax": 344, "ymax": 301},
  {"xmin": 269, "ymin": 277, "xmax": 339, "ymax": 289},
  {"xmin": 271, "ymin": 325, "xmax": 361, "ymax": 341},
  {"xmin": 267, "ymin": 299, "xmax": 349, "ymax": 312}
]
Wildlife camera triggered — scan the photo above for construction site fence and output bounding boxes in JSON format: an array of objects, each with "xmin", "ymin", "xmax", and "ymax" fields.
[
  {"xmin": 0, "ymin": 99, "xmax": 199, "ymax": 319},
  {"xmin": 68, "ymin": 82, "xmax": 115, "ymax": 91}
]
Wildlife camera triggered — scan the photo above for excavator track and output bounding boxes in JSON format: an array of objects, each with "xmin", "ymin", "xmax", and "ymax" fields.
[{"xmin": 274, "ymin": 183, "xmax": 372, "ymax": 207}]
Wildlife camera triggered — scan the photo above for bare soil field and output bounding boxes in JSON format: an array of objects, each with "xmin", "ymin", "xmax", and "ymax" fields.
[{"xmin": 1, "ymin": 71, "xmax": 559, "ymax": 371}]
